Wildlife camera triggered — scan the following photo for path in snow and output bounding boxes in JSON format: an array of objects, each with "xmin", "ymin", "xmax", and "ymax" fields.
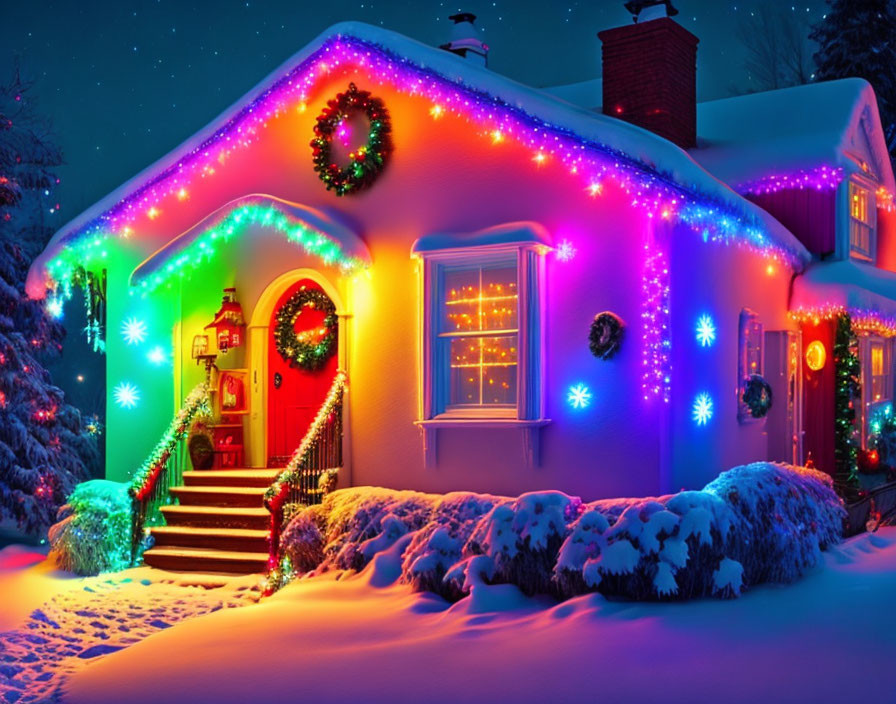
[{"xmin": 0, "ymin": 570, "xmax": 261, "ymax": 703}]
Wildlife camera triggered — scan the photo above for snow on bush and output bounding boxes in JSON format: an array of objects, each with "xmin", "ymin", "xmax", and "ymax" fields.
[
  {"xmin": 277, "ymin": 463, "xmax": 844, "ymax": 602},
  {"xmin": 48, "ymin": 480, "xmax": 133, "ymax": 575},
  {"xmin": 705, "ymin": 462, "xmax": 846, "ymax": 585},
  {"xmin": 401, "ymin": 492, "xmax": 505, "ymax": 600}
]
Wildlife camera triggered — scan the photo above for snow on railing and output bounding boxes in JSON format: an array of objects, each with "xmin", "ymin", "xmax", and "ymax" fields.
[
  {"xmin": 128, "ymin": 381, "xmax": 211, "ymax": 563},
  {"xmin": 264, "ymin": 371, "xmax": 346, "ymax": 568}
]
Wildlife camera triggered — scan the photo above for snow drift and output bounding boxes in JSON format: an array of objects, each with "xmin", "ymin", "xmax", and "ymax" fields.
[{"xmin": 277, "ymin": 463, "xmax": 845, "ymax": 600}]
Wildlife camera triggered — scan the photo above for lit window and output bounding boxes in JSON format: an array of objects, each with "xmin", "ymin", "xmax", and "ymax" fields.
[
  {"xmin": 419, "ymin": 244, "xmax": 544, "ymax": 420},
  {"xmin": 738, "ymin": 308, "xmax": 763, "ymax": 423},
  {"xmin": 849, "ymin": 181, "xmax": 875, "ymax": 261},
  {"xmin": 442, "ymin": 258, "xmax": 518, "ymax": 409},
  {"xmin": 862, "ymin": 337, "xmax": 892, "ymax": 446}
]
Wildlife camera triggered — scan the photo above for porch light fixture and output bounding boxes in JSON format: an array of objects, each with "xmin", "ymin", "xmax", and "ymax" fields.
[{"xmin": 805, "ymin": 340, "xmax": 826, "ymax": 371}]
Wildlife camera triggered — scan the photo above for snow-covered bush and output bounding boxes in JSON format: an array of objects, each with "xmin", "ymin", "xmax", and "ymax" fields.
[
  {"xmin": 48, "ymin": 480, "xmax": 133, "ymax": 575},
  {"xmin": 401, "ymin": 492, "xmax": 505, "ymax": 600},
  {"xmin": 705, "ymin": 462, "xmax": 845, "ymax": 585},
  {"xmin": 275, "ymin": 463, "xmax": 844, "ymax": 602},
  {"xmin": 554, "ymin": 491, "xmax": 741, "ymax": 600},
  {"xmin": 460, "ymin": 491, "xmax": 579, "ymax": 597}
]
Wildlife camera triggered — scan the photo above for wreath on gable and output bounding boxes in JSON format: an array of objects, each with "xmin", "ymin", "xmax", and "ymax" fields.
[
  {"xmin": 742, "ymin": 374, "xmax": 773, "ymax": 419},
  {"xmin": 589, "ymin": 312, "xmax": 625, "ymax": 360},
  {"xmin": 273, "ymin": 288, "xmax": 338, "ymax": 372},
  {"xmin": 310, "ymin": 82, "xmax": 393, "ymax": 196}
]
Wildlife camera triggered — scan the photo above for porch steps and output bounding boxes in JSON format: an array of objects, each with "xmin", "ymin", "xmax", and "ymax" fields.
[
  {"xmin": 142, "ymin": 547, "xmax": 269, "ymax": 574},
  {"xmin": 145, "ymin": 467, "xmax": 277, "ymax": 574},
  {"xmin": 149, "ymin": 526, "xmax": 269, "ymax": 553}
]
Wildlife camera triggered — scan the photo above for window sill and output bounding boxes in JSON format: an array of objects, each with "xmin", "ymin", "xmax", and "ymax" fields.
[{"xmin": 414, "ymin": 418, "xmax": 551, "ymax": 467}]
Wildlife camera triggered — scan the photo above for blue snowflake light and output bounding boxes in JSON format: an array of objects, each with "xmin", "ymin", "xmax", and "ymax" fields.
[
  {"xmin": 692, "ymin": 393, "xmax": 713, "ymax": 425},
  {"xmin": 45, "ymin": 297, "xmax": 64, "ymax": 319},
  {"xmin": 122, "ymin": 317, "xmax": 147, "ymax": 345},
  {"xmin": 567, "ymin": 383, "xmax": 592, "ymax": 409},
  {"xmin": 696, "ymin": 314, "xmax": 716, "ymax": 347},
  {"xmin": 113, "ymin": 382, "xmax": 140, "ymax": 409}
]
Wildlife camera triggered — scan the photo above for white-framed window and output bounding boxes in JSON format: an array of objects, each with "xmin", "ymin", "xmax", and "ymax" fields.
[
  {"xmin": 849, "ymin": 180, "xmax": 875, "ymax": 261},
  {"xmin": 419, "ymin": 244, "xmax": 544, "ymax": 421},
  {"xmin": 737, "ymin": 308, "xmax": 764, "ymax": 423},
  {"xmin": 861, "ymin": 336, "xmax": 893, "ymax": 445}
]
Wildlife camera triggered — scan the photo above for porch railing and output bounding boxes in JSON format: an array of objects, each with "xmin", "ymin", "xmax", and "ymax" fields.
[
  {"xmin": 128, "ymin": 381, "xmax": 211, "ymax": 563},
  {"xmin": 264, "ymin": 370, "xmax": 346, "ymax": 567}
]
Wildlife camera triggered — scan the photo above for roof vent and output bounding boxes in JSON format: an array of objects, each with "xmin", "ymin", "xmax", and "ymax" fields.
[{"xmin": 440, "ymin": 12, "xmax": 488, "ymax": 67}]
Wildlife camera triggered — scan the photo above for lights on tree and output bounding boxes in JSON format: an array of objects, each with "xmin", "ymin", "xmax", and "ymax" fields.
[
  {"xmin": 113, "ymin": 382, "xmax": 140, "ymax": 409},
  {"xmin": 805, "ymin": 340, "xmax": 826, "ymax": 371},
  {"xmin": 567, "ymin": 383, "xmax": 592, "ymax": 409},
  {"xmin": 121, "ymin": 317, "xmax": 147, "ymax": 345},
  {"xmin": 45, "ymin": 297, "xmax": 64, "ymax": 319},
  {"xmin": 696, "ymin": 314, "xmax": 716, "ymax": 347},
  {"xmin": 692, "ymin": 393, "xmax": 713, "ymax": 425}
]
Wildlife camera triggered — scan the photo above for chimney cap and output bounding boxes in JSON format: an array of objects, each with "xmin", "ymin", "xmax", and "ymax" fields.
[
  {"xmin": 448, "ymin": 12, "xmax": 477, "ymax": 24},
  {"xmin": 623, "ymin": 0, "xmax": 679, "ymax": 22}
]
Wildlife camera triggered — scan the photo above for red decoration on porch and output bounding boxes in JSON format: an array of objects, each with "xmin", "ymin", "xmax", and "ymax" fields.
[{"xmin": 204, "ymin": 287, "xmax": 245, "ymax": 352}]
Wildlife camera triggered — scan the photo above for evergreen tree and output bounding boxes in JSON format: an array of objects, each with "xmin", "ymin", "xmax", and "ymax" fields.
[
  {"xmin": 0, "ymin": 68, "xmax": 98, "ymax": 535},
  {"xmin": 811, "ymin": 0, "xmax": 896, "ymax": 161}
]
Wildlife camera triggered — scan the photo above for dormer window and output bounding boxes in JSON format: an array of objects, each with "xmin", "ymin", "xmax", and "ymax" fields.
[{"xmin": 849, "ymin": 181, "xmax": 875, "ymax": 261}]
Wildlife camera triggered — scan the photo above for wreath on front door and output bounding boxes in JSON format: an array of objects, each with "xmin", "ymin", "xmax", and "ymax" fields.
[
  {"xmin": 310, "ymin": 82, "xmax": 393, "ymax": 196},
  {"xmin": 273, "ymin": 287, "xmax": 338, "ymax": 371}
]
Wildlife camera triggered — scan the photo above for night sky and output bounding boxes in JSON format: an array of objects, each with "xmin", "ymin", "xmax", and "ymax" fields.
[{"xmin": 3, "ymin": 0, "xmax": 831, "ymax": 217}]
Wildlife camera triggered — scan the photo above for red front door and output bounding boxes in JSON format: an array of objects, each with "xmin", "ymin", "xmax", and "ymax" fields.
[{"xmin": 267, "ymin": 279, "xmax": 338, "ymax": 465}]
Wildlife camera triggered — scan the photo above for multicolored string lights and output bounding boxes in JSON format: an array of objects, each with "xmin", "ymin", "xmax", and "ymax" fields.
[{"xmin": 40, "ymin": 32, "xmax": 808, "ymax": 302}]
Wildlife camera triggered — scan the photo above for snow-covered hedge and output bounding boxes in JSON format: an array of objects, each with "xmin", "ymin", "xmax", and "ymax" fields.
[
  {"xmin": 48, "ymin": 480, "xmax": 133, "ymax": 575},
  {"xmin": 277, "ymin": 462, "xmax": 845, "ymax": 601}
]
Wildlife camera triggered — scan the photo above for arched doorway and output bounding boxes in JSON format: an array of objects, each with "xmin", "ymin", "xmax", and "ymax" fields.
[
  {"xmin": 266, "ymin": 278, "xmax": 339, "ymax": 465},
  {"xmin": 246, "ymin": 268, "xmax": 347, "ymax": 469}
]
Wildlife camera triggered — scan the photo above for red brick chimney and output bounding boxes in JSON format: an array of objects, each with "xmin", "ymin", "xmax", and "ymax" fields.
[{"xmin": 598, "ymin": 1, "xmax": 698, "ymax": 149}]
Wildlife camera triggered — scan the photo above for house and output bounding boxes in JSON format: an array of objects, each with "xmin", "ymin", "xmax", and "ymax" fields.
[{"xmin": 27, "ymin": 4, "xmax": 896, "ymax": 572}]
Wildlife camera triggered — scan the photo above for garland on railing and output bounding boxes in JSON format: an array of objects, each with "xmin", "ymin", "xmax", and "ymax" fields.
[
  {"xmin": 264, "ymin": 370, "xmax": 347, "ymax": 512},
  {"xmin": 128, "ymin": 382, "xmax": 211, "ymax": 501}
]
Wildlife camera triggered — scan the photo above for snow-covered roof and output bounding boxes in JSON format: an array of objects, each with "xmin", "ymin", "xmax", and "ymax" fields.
[
  {"xmin": 28, "ymin": 21, "xmax": 810, "ymax": 298},
  {"xmin": 131, "ymin": 195, "xmax": 371, "ymax": 293},
  {"xmin": 540, "ymin": 78, "xmax": 603, "ymax": 111},
  {"xmin": 792, "ymin": 259, "xmax": 896, "ymax": 323},
  {"xmin": 412, "ymin": 221, "xmax": 551, "ymax": 254},
  {"xmin": 692, "ymin": 79, "xmax": 896, "ymax": 193}
]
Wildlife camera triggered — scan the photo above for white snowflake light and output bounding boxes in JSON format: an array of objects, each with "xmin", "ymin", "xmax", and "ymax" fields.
[
  {"xmin": 147, "ymin": 346, "xmax": 166, "ymax": 365},
  {"xmin": 556, "ymin": 240, "xmax": 577, "ymax": 262},
  {"xmin": 696, "ymin": 314, "xmax": 716, "ymax": 347},
  {"xmin": 122, "ymin": 317, "xmax": 148, "ymax": 345},
  {"xmin": 114, "ymin": 382, "xmax": 140, "ymax": 409},
  {"xmin": 567, "ymin": 383, "xmax": 592, "ymax": 409},
  {"xmin": 692, "ymin": 392, "xmax": 713, "ymax": 425}
]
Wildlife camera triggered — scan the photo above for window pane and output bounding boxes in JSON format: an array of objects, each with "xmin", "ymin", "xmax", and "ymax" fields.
[
  {"xmin": 449, "ymin": 335, "xmax": 517, "ymax": 406},
  {"xmin": 443, "ymin": 262, "xmax": 517, "ymax": 333}
]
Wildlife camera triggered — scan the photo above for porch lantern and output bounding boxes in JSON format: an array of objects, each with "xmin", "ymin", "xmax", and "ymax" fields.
[
  {"xmin": 205, "ymin": 287, "xmax": 246, "ymax": 353},
  {"xmin": 191, "ymin": 334, "xmax": 210, "ymax": 359}
]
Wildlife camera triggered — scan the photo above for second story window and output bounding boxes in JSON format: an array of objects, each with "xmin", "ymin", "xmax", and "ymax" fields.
[{"xmin": 849, "ymin": 181, "xmax": 875, "ymax": 261}]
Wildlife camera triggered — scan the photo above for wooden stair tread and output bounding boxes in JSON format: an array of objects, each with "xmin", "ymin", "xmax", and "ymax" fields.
[
  {"xmin": 150, "ymin": 526, "xmax": 268, "ymax": 538},
  {"xmin": 144, "ymin": 547, "xmax": 267, "ymax": 561},
  {"xmin": 170, "ymin": 486, "xmax": 267, "ymax": 495},
  {"xmin": 183, "ymin": 469, "xmax": 278, "ymax": 477},
  {"xmin": 160, "ymin": 505, "xmax": 268, "ymax": 516}
]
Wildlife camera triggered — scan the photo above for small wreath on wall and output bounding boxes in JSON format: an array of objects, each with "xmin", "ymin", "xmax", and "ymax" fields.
[
  {"xmin": 310, "ymin": 82, "xmax": 393, "ymax": 196},
  {"xmin": 742, "ymin": 374, "xmax": 773, "ymax": 419},
  {"xmin": 273, "ymin": 288, "xmax": 338, "ymax": 372},
  {"xmin": 589, "ymin": 312, "xmax": 625, "ymax": 360}
]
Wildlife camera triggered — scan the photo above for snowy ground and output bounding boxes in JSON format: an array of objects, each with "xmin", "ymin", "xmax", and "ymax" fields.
[{"xmin": 2, "ymin": 530, "xmax": 896, "ymax": 704}]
